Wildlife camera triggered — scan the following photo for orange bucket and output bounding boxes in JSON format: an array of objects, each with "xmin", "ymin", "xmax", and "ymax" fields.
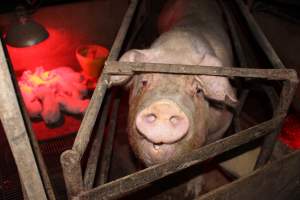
[{"xmin": 76, "ymin": 44, "xmax": 109, "ymax": 78}]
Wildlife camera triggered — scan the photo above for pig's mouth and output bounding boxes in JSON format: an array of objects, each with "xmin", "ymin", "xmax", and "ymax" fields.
[{"xmin": 139, "ymin": 138, "xmax": 178, "ymax": 165}]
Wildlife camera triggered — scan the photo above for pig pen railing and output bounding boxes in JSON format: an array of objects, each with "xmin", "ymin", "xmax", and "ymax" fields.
[{"xmin": 59, "ymin": 0, "xmax": 299, "ymax": 199}]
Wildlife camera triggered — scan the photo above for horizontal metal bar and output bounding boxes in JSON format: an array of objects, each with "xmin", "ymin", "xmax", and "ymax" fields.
[
  {"xmin": 75, "ymin": 115, "xmax": 284, "ymax": 200},
  {"xmin": 198, "ymin": 150, "xmax": 300, "ymax": 200},
  {"xmin": 104, "ymin": 61, "xmax": 298, "ymax": 81}
]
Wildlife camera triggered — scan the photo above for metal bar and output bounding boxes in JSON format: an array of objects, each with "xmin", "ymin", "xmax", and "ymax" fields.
[
  {"xmin": 75, "ymin": 116, "xmax": 284, "ymax": 200},
  {"xmin": 72, "ymin": 0, "xmax": 139, "ymax": 158},
  {"xmin": 105, "ymin": 61, "xmax": 297, "ymax": 81},
  {"xmin": 84, "ymin": 92, "xmax": 113, "ymax": 189},
  {"xmin": 198, "ymin": 149, "xmax": 300, "ymax": 200},
  {"xmin": 107, "ymin": 0, "xmax": 140, "ymax": 61},
  {"xmin": 98, "ymin": 95, "xmax": 121, "ymax": 185},
  {"xmin": 233, "ymin": 90, "xmax": 249, "ymax": 132},
  {"xmin": 1, "ymin": 39, "xmax": 56, "ymax": 200},
  {"xmin": 61, "ymin": 150, "xmax": 84, "ymax": 199},
  {"xmin": 219, "ymin": 0, "xmax": 248, "ymax": 67},
  {"xmin": 219, "ymin": 0, "xmax": 250, "ymax": 132},
  {"xmin": 62, "ymin": 0, "xmax": 139, "ymax": 196},
  {"xmin": 72, "ymin": 74, "xmax": 109, "ymax": 158},
  {"xmin": 0, "ymin": 42, "xmax": 47, "ymax": 200},
  {"xmin": 261, "ymin": 85, "xmax": 279, "ymax": 112},
  {"xmin": 255, "ymin": 80, "xmax": 298, "ymax": 167},
  {"xmin": 235, "ymin": 0, "xmax": 285, "ymax": 69}
]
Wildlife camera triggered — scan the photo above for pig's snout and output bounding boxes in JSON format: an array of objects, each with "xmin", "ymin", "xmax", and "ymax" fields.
[{"xmin": 135, "ymin": 99, "xmax": 190, "ymax": 144}]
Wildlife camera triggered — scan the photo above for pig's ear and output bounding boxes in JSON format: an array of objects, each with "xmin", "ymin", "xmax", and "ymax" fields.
[
  {"xmin": 195, "ymin": 54, "xmax": 238, "ymax": 108},
  {"xmin": 109, "ymin": 49, "xmax": 147, "ymax": 88}
]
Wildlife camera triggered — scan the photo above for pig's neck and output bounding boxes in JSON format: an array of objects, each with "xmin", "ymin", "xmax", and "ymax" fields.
[
  {"xmin": 151, "ymin": 27, "xmax": 217, "ymax": 66},
  {"xmin": 157, "ymin": 0, "xmax": 233, "ymax": 67}
]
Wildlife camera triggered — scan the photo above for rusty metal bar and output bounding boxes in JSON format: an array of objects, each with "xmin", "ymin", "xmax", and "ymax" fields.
[
  {"xmin": 107, "ymin": 0, "xmax": 140, "ymax": 61},
  {"xmin": 105, "ymin": 61, "xmax": 297, "ymax": 81},
  {"xmin": 83, "ymin": 92, "xmax": 113, "ymax": 189},
  {"xmin": 219, "ymin": 0, "xmax": 247, "ymax": 67},
  {"xmin": 62, "ymin": 74, "xmax": 108, "ymax": 198},
  {"xmin": 233, "ymin": 90, "xmax": 250, "ymax": 132},
  {"xmin": 235, "ymin": 0, "xmax": 285, "ymax": 69},
  {"xmin": 0, "ymin": 37, "xmax": 56, "ymax": 199},
  {"xmin": 98, "ymin": 96, "xmax": 121, "ymax": 185},
  {"xmin": 75, "ymin": 116, "xmax": 284, "ymax": 200},
  {"xmin": 72, "ymin": 0, "xmax": 139, "ymax": 159},
  {"xmin": 61, "ymin": 150, "xmax": 84, "ymax": 199},
  {"xmin": 261, "ymin": 85, "xmax": 279, "ymax": 113},
  {"xmin": 0, "ymin": 42, "xmax": 47, "ymax": 200},
  {"xmin": 62, "ymin": 0, "xmax": 139, "ymax": 198},
  {"xmin": 1, "ymin": 39, "xmax": 56, "ymax": 200},
  {"xmin": 72, "ymin": 74, "xmax": 109, "ymax": 158},
  {"xmin": 219, "ymin": 0, "xmax": 250, "ymax": 132},
  {"xmin": 255, "ymin": 80, "xmax": 298, "ymax": 167},
  {"xmin": 198, "ymin": 149, "xmax": 300, "ymax": 200}
]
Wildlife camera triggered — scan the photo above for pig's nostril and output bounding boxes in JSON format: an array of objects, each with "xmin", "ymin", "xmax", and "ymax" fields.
[
  {"xmin": 145, "ymin": 114, "xmax": 157, "ymax": 123},
  {"xmin": 170, "ymin": 116, "xmax": 180, "ymax": 125}
]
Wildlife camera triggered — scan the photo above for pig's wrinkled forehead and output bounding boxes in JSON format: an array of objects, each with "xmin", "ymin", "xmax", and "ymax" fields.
[{"xmin": 135, "ymin": 73, "xmax": 193, "ymax": 83}]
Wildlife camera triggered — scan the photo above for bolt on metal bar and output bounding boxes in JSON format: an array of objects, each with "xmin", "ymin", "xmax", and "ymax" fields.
[
  {"xmin": 235, "ymin": 0, "xmax": 285, "ymax": 69},
  {"xmin": 0, "ymin": 41, "xmax": 47, "ymax": 200},
  {"xmin": 84, "ymin": 91, "xmax": 113, "ymax": 189},
  {"xmin": 105, "ymin": 61, "xmax": 297, "ymax": 81},
  {"xmin": 98, "ymin": 95, "xmax": 121, "ymax": 185},
  {"xmin": 75, "ymin": 116, "xmax": 284, "ymax": 200}
]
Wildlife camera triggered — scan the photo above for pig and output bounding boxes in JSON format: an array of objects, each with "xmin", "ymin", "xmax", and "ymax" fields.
[{"xmin": 110, "ymin": 0, "xmax": 237, "ymax": 168}]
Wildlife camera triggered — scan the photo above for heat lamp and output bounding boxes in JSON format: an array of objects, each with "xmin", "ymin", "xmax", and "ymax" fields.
[{"xmin": 5, "ymin": 3, "xmax": 49, "ymax": 47}]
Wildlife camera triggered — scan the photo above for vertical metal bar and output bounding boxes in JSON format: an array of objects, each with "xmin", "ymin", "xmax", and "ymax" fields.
[
  {"xmin": 1, "ymin": 39, "xmax": 56, "ymax": 200},
  {"xmin": 219, "ymin": 0, "xmax": 250, "ymax": 133},
  {"xmin": 219, "ymin": 0, "xmax": 248, "ymax": 67},
  {"xmin": 61, "ymin": 150, "xmax": 83, "ymax": 199},
  {"xmin": 62, "ymin": 0, "xmax": 139, "ymax": 197},
  {"xmin": 72, "ymin": 0, "xmax": 139, "ymax": 158},
  {"xmin": 97, "ymin": 96, "xmax": 121, "ymax": 185},
  {"xmin": 0, "ymin": 41, "xmax": 47, "ymax": 200},
  {"xmin": 72, "ymin": 75, "xmax": 109, "ymax": 158},
  {"xmin": 83, "ymin": 92, "xmax": 113, "ymax": 189},
  {"xmin": 235, "ymin": 0, "xmax": 285, "ymax": 69},
  {"xmin": 255, "ymin": 80, "xmax": 298, "ymax": 167},
  {"xmin": 107, "ymin": 0, "xmax": 140, "ymax": 61}
]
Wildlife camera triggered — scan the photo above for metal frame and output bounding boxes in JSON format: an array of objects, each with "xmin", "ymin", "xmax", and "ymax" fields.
[
  {"xmin": 0, "ymin": 0, "xmax": 298, "ymax": 199},
  {"xmin": 60, "ymin": 0, "xmax": 298, "ymax": 199},
  {"xmin": 0, "ymin": 39, "xmax": 49, "ymax": 199}
]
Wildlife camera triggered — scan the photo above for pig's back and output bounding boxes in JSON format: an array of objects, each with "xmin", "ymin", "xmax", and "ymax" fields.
[{"xmin": 157, "ymin": 0, "xmax": 233, "ymax": 66}]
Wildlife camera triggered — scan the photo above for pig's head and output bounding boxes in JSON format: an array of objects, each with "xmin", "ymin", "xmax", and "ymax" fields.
[{"xmin": 111, "ymin": 48, "xmax": 237, "ymax": 166}]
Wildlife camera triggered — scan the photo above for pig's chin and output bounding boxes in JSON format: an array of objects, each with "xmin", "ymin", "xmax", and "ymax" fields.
[{"xmin": 137, "ymin": 138, "xmax": 178, "ymax": 166}]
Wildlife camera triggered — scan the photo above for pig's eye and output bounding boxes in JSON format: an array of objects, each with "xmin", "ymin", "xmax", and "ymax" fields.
[
  {"xmin": 142, "ymin": 80, "xmax": 148, "ymax": 86},
  {"xmin": 196, "ymin": 87, "xmax": 202, "ymax": 95}
]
